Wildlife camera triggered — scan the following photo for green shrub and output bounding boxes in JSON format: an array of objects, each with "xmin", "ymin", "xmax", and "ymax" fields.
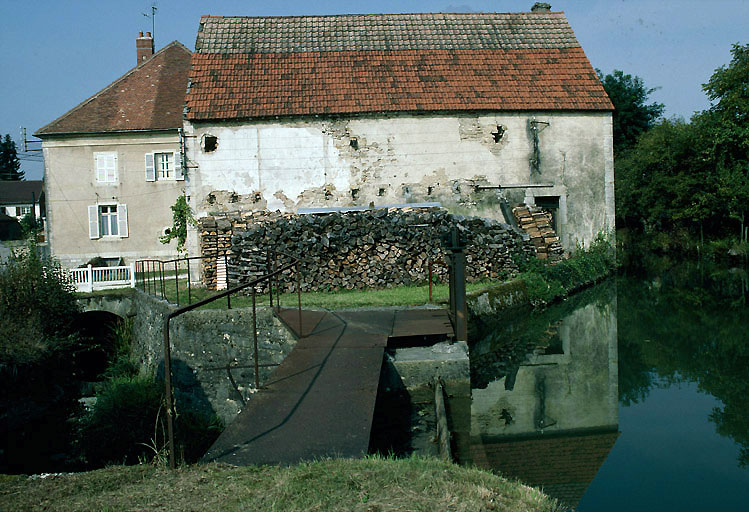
[
  {"xmin": 519, "ymin": 233, "xmax": 615, "ymax": 306},
  {"xmin": 77, "ymin": 375, "xmax": 165, "ymax": 467},
  {"xmin": 0, "ymin": 240, "xmax": 80, "ymax": 365},
  {"xmin": 77, "ymin": 374, "xmax": 223, "ymax": 467}
]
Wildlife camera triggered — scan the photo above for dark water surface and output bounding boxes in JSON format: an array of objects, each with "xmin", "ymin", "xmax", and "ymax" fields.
[{"xmin": 464, "ymin": 263, "xmax": 749, "ymax": 511}]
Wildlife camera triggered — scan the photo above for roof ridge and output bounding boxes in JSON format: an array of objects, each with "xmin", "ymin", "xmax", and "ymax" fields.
[
  {"xmin": 199, "ymin": 11, "xmax": 566, "ymax": 20},
  {"xmin": 35, "ymin": 41, "xmax": 191, "ymax": 136}
]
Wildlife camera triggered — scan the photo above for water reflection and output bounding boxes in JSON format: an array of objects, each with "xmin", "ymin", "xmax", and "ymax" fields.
[
  {"xmin": 465, "ymin": 261, "xmax": 749, "ymax": 510},
  {"xmin": 466, "ymin": 282, "xmax": 619, "ymax": 510}
]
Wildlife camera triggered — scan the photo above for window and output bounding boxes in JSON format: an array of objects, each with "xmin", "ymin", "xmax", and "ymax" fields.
[
  {"xmin": 146, "ymin": 151, "xmax": 183, "ymax": 181},
  {"xmin": 88, "ymin": 204, "xmax": 128, "ymax": 239},
  {"xmin": 95, "ymin": 152, "xmax": 118, "ymax": 183},
  {"xmin": 18, "ymin": 206, "xmax": 32, "ymax": 216}
]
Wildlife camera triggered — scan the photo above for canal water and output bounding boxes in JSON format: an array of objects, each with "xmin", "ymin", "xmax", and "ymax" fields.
[{"xmin": 463, "ymin": 262, "xmax": 749, "ymax": 511}]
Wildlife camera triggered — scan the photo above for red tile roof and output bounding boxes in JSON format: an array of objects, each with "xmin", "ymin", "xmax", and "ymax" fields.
[
  {"xmin": 36, "ymin": 42, "xmax": 192, "ymax": 136},
  {"xmin": 186, "ymin": 12, "xmax": 612, "ymax": 121},
  {"xmin": 471, "ymin": 429, "xmax": 620, "ymax": 509}
]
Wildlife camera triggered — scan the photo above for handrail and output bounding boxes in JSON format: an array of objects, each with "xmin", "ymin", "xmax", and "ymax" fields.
[{"xmin": 156, "ymin": 251, "xmax": 303, "ymax": 469}]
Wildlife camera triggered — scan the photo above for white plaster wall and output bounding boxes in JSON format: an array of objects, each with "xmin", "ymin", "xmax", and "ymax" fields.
[
  {"xmin": 42, "ymin": 132, "xmax": 184, "ymax": 268},
  {"xmin": 184, "ymin": 111, "xmax": 613, "ymax": 251},
  {"xmin": 471, "ymin": 294, "xmax": 619, "ymax": 437}
]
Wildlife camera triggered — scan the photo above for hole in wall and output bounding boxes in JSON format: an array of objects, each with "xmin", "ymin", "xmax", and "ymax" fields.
[
  {"xmin": 230, "ymin": 192, "xmax": 239, "ymax": 203},
  {"xmin": 351, "ymin": 188, "xmax": 359, "ymax": 200},
  {"xmin": 491, "ymin": 125, "xmax": 506, "ymax": 143},
  {"xmin": 350, "ymin": 138, "xmax": 359, "ymax": 150},
  {"xmin": 207, "ymin": 193, "xmax": 216, "ymax": 204},
  {"xmin": 378, "ymin": 188, "xmax": 386, "ymax": 197},
  {"xmin": 402, "ymin": 186, "xmax": 410, "ymax": 197},
  {"xmin": 427, "ymin": 186, "xmax": 433, "ymax": 196},
  {"xmin": 202, "ymin": 134, "xmax": 218, "ymax": 153}
]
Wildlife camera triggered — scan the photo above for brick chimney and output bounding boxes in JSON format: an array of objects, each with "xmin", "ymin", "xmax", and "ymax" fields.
[
  {"xmin": 136, "ymin": 31, "xmax": 154, "ymax": 64},
  {"xmin": 531, "ymin": 2, "xmax": 551, "ymax": 12}
]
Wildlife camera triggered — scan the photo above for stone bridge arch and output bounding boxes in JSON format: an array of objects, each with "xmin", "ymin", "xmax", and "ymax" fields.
[
  {"xmin": 74, "ymin": 294, "xmax": 137, "ymax": 379},
  {"xmin": 77, "ymin": 294, "xmax": 136, "ymax": 318}
]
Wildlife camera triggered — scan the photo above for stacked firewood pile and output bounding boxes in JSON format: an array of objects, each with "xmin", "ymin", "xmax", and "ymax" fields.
[
  {"xmin": 198, "ymin": 207, "xmax": 534, "ymax": 292},
  {"xmin": 512, "ymin": 205, "xmax": 564, "ymax": 260}
]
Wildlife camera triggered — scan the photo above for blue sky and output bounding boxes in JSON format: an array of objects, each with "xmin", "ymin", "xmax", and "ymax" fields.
[{"xmin": 1, "ymin": 0, "xmax": 745, "ymax": 180}]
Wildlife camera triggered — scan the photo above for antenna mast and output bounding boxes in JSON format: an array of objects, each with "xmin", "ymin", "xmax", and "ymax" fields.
[{"xmin": 142, "ymin": 4, "xmax": 158, "ymax": 47}]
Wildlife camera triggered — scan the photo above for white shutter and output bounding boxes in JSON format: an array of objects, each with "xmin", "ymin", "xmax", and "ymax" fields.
[
  {"xmin": 95, "ymin": 155, "xmax": 105, "ymax": 182},
  {"xmin": 88, "ymin": 205, "xmax": 100, "ymax": 239},
  {"xmin": 117, "ymin": 204, "xmax": 128, "ymax": 238},
  {"xmin": 175, "ymin": 152, "xmax": 184, "ymax": 180},
  {"xmin": 145, "ymin": 153, "xmax": 156, "ymax": 182},
  {"xmin": 109, "ymin": 154, "xmax": 118, "ymax": 182}
]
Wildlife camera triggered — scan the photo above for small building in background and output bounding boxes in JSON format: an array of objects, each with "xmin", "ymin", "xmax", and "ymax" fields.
[{"xmin": 0, "ymin": 180, "xmax": 44, "ymax": 239}]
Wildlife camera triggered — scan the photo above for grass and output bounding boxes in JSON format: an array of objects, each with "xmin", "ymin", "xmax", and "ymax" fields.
[
  {"xmin": 0, "ymin": 456, "xmax": 561, "ymax": 512},
  {"xmin": 139, "ymin": 278, "xmax": 502, "ymax": 311}
]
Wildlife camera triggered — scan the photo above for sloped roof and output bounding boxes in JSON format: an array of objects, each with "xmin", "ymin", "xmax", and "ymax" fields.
[
  {"xmin": 0, "ymin": 180, "xmax": 43, "ymax": 205},
  {"xmin": 36, "ymin": 42, "xmax": 192, "ymax": 137},
  {"xmin": 471, "ymin": 429, "xmax": 620, "ymax": 509},
  {"xmin": 185, "ymin": 12, "xmax": 612, "ymax": 121}
]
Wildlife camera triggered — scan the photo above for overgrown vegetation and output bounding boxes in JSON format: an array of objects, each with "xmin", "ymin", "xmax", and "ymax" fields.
[
  {"xmin": 76, "ymin": 317, "xmax": 222, "ymax": 468},
  {"xmin": 160, "ymin": 194, "xmax": 196, "ymax": 253},
  {"xmin": 0, "ymin": 456, "xmax": 561, "ymax": 512},
  {"xmin": 0, "ymin": 239, "xmax": 80, "ymax": 365},
  {"xmin": 515, "ymin": 234, "xmax": 615, "ymax": 306},
  {"xmin": 611, "ymin": 43, "xmax": 748, "ymax": 246}
]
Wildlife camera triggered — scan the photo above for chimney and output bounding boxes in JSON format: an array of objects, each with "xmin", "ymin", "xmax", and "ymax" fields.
[
  {"xmin": 531, "ymin": 2, "xmax": 551, "ymax": 12},
  {"xmin": 136, "ymin": 31, "xmax": 154, "ymax": 64}
]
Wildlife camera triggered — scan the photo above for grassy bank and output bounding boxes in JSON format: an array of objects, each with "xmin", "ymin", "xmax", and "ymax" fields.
[
  {"xmin": 125, "ymin": 278, "xmax": 502, "ymax": 310},
  {"xmin": 112, "ymin": 238, "xmax": 615, "ymax": 312},
  {"xmin": 0, "ymin": 456, "xmax": 561, "ymax": 512}
]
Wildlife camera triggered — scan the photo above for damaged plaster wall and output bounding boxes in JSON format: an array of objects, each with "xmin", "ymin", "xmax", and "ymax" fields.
[{"xmin": 183, "ymin": 111, "xmax": 613, "ymax": 255}]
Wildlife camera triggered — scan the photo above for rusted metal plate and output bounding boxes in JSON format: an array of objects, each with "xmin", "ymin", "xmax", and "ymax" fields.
[
  {"xmin": 275, "ymin": 308, "xmax": 327, "ymax": 338},
  {"xmin": 203, "ymin": 315, "xmax": 387, "ymax": 466},
  {"xmin": 203, "ymin": 306, "xmax": 454, "ymax": 466},
  {"xmin": 391, "ymin": 309, "xmax": 454, "ymax": 338}
]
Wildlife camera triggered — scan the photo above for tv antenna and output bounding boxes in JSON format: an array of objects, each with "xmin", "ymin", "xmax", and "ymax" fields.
[{"xmin": 142, "ymin": 3, "xmax": 157, "ymax": 46}]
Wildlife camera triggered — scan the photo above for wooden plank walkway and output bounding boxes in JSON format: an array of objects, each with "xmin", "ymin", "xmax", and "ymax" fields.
[{"xmin": 202, "ymin": 307, "xmax": 453, "ymax": 466}]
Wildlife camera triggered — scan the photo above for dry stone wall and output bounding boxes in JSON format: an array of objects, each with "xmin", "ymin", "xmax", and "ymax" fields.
[{"xmin": 199, "ymin": 207, "xmax": 534, "ymax": 292}]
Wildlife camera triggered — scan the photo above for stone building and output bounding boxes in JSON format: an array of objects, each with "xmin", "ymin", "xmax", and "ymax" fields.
[
  {"xmin": 36, "ymin": 34, "xmax": 191, "ymax": 267},
  {"xmin": 182, "ymin": 5, "xmax": 614, "ymax": 256}
]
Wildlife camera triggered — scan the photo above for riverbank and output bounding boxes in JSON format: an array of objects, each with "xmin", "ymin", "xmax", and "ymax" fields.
[{"xmin": 0, "ymin": 456, "xmax": 561, "ymax": 512}]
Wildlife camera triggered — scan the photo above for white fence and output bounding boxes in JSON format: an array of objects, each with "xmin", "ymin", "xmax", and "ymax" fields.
[{"xmin": 69, "ymin": 263, "xmax": 136, "ymax": 292}]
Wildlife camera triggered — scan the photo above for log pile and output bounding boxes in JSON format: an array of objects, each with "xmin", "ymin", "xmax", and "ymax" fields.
[
  {"xmin": 199, "ymin": 207, "xmax": 533, "ymax": 292},
  {"xmin": 512, "ymin": 205, "xmax": 564, "ymax": 260}
]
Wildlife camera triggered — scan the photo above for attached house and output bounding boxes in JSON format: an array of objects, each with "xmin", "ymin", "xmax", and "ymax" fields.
[
  {"xmin": 181, "ymin": 4, "xmax": 614, "ymax": 255},
  {"xmin": 35, "ymin": 33, "xmax": 191, "ymax": 267}
]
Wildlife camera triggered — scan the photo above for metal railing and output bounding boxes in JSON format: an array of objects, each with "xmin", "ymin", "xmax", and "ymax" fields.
[{"xmin": 144, "ymin": 250, "xmax": 303, "ymax": 469}]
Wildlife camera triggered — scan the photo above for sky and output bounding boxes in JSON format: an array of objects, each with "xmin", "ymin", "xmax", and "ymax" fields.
[{"xmin": 1, "ymin": 0, "xmax": 745, "ymax": 181}]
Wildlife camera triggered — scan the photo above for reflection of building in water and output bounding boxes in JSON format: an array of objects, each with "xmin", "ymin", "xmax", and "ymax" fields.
[{"xmin": 468, "ymin": 292, "xmax": 619, "ymax": 509}]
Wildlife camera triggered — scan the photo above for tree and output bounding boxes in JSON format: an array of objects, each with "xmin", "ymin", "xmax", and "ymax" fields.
[
  {"xmin": 598, "ymin": 70, "xmax": 664, "ymax": 155},
  {"xmin": 0, "ymin": 134, "xmax": 24, "ymax": 181},
  {"xmin": 698, "ymin": 43, "xmax": 749, "ymax": 239}
]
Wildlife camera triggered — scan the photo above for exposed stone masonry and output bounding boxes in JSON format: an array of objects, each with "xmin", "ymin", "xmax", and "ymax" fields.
[{"xmin": 199, "ymin": 207, "xmax": 534, "ymax": 291}]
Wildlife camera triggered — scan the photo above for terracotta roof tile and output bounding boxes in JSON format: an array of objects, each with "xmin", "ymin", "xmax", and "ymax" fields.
[
  {"xmin": 185, "ymin": 12, "xmax": 612, "ymax": 120},
  {"xmin": 471, "ymin": 430, "xmax": 620, "ymax": 509},
  {"xmin": 36, "ymin": 42, "xmax": 192, "ymax": 136}
]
